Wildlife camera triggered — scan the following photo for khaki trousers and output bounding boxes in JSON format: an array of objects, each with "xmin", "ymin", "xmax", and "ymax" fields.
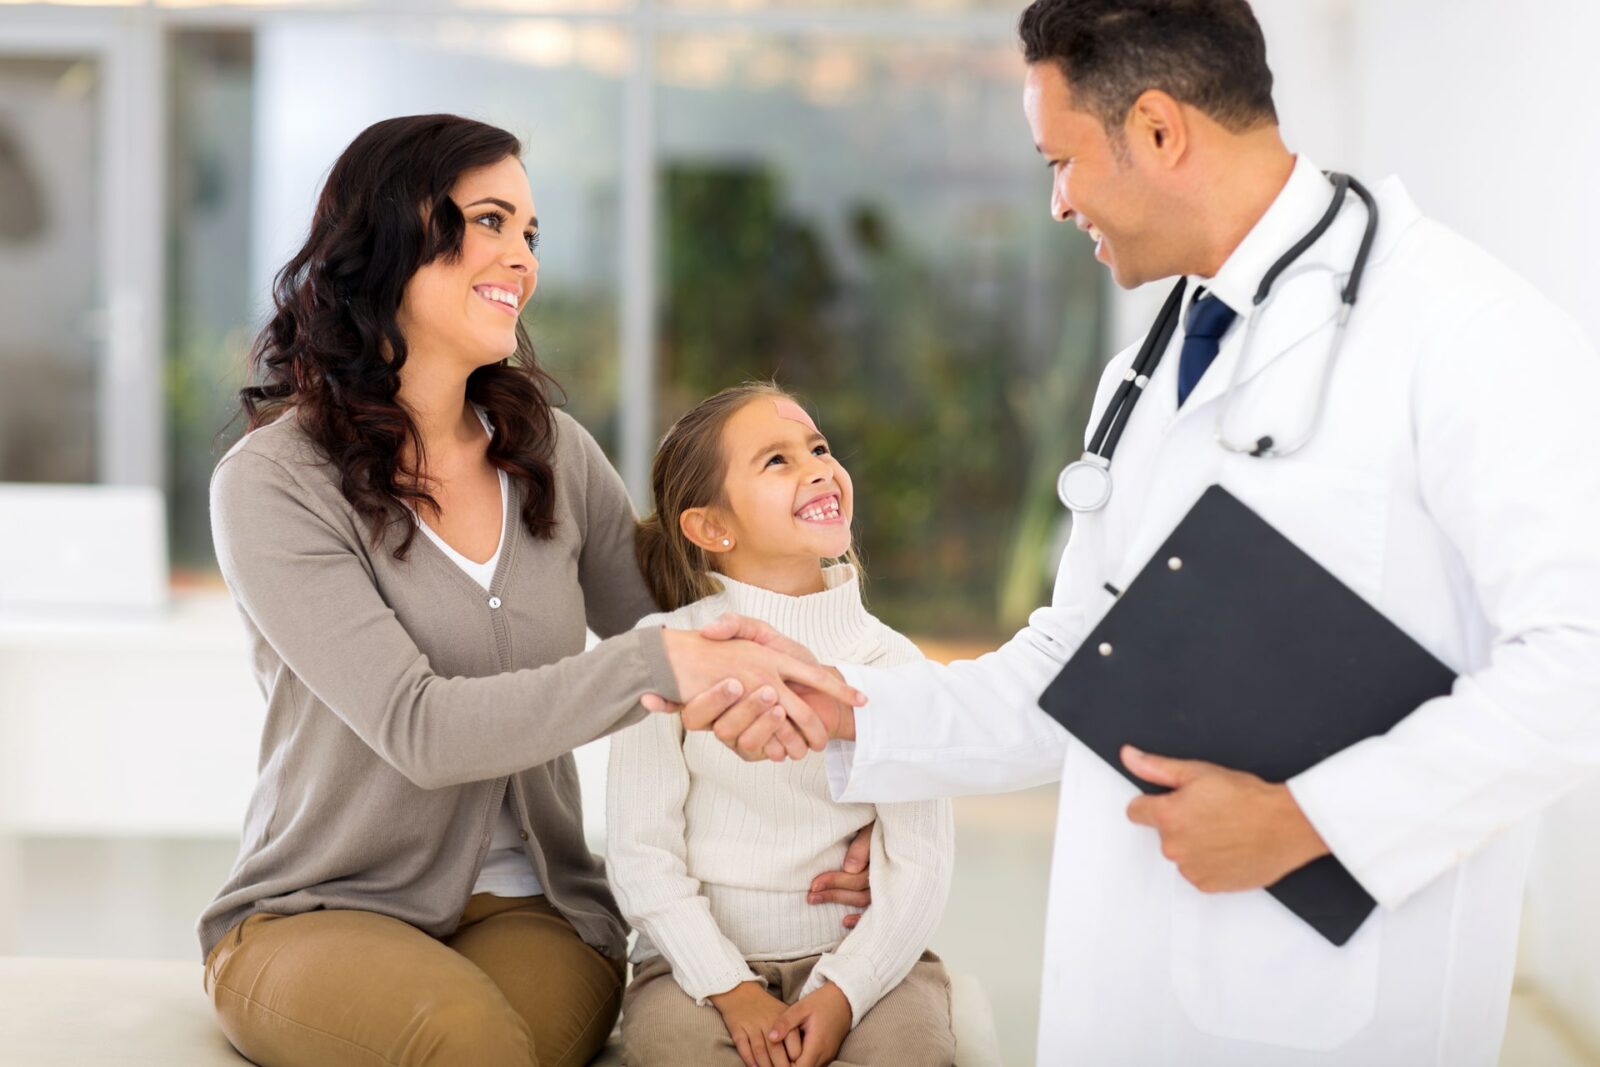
[
  {"xmin": 621, "ymin": 951, "xmax": 955, "ymax": 1067},
  {"xmin": 204, "ymin": 894, "xmax": 625, "ymax": 1067}
]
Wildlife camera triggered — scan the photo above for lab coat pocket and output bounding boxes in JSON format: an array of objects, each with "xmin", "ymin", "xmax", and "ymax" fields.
[{"xmin": 1169, "ymin": 876, "xmax": 1383, "ymax": 1050}]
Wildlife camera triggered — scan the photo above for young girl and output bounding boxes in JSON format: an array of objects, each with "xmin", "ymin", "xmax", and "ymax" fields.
[{"xmin": 608, "ymin": 383, "xmax": 956, "ymax": 1067}]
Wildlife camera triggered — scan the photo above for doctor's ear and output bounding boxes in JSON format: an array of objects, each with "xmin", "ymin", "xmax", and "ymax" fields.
[
  {"xmin": 680, "ymin": 507, "xmax": 735, "ymax": 554},
  {"xmin": 1127, "ymin": 89, "xmax": 1187, "ymax": 165}
]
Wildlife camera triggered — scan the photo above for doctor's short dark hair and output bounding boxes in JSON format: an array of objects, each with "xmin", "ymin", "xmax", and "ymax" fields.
[{"xmin": 1018, "ymin": 0, "xmax": 1278, "ymax": 138}]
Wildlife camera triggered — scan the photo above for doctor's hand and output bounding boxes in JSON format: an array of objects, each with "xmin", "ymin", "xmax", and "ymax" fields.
[
  {"xmin": 1121, "ymin": 745, "xmax": 1330, "ymax": 894},
  {"xmin": 648, "ymin": 616, "xmax": 863, "ymax": 762}
]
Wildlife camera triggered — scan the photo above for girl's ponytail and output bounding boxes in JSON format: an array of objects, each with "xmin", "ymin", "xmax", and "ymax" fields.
[{"xmin": 634, "ymin": 511, "xmax": 713, "ymax": 613}]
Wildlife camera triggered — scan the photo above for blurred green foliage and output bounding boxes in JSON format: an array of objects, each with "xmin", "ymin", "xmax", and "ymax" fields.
[{"xmin": 656, "ymin": 163, "xmax": 1103, "ymax": 639}]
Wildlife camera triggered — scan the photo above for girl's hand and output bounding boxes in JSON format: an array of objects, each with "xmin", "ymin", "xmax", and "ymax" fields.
[
  {"xmin": 768, "ymin": 982, "xmax": 852, "ymax": 1067},
  {"xmin": 710, "ymin": 982, "xmax": 806, "ymax": 1067},
  {"xmin": 809, "ymin": 822, "xmax": 872, "ymax": 929}
]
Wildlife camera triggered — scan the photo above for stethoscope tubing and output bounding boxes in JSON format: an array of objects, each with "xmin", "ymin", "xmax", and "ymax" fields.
[
  {"xmin": 1090, "ymin": 278, "xmax": 1188, "ymax": 460},
  {"xmin": 1059, "ymin": 172, "xmax": 1379, "ymax": 511}
]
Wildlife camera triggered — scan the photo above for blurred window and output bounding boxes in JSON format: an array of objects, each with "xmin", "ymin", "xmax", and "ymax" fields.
[
  {"xmin": 113, "ymin": 5, "xmax": 1104, "ymax": 639},
  {"xmin": 0, "ymin": 56, "xmax": 101, "ymax": 484},
  {"xmin": 654, "ymin": 34, "xmax": 1102, "ymax": 635}
]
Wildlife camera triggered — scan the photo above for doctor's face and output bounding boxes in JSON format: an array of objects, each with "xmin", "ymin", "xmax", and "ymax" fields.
[{"xmin": 1025, "ymin": 62, "xmax": 1166, "ymax": 289}]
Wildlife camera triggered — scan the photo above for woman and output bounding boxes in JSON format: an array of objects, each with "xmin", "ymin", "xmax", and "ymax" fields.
[{"xmin": 199, "ymin": 114, "xmax": 864, "ymax": 1067}]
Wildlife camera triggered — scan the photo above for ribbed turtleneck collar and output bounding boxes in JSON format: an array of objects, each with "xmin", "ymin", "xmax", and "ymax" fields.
[{"xmin": 708, "ymin": 564, "xmax": 876, "ymax": 662}]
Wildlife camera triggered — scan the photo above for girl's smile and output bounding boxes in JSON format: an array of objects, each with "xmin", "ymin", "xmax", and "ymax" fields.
[{"xmin": 795, "ymin": 492, "xmax": 844, "ymax": 525}]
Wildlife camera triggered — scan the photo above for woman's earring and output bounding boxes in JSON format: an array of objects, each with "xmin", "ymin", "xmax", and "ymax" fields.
[{"xmin": 721, "ymin": 538, "xmax": 732, "ymax": 548}]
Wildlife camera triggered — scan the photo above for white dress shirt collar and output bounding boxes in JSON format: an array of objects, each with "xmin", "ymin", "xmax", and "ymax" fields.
[{"xmin": 1192, "ymin": 155, "xmax": 1336, "ymax": 319}]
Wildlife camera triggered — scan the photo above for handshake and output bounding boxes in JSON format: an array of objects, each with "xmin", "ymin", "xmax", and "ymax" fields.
[{"xmin": 650, "ymin": 614, "xmax": 866, "ymax": 763}]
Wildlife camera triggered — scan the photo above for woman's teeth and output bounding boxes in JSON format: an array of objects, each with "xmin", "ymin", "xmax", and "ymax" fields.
[
  {"xmin": 797, "ymin": 497, "xmax": 842, "ymax": 522},
  {"xmin": 478, "ymin": 286, "xmax": 518, "ymax": 308}
]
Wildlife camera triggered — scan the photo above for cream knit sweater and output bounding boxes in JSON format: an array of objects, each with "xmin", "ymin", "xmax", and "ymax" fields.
[{"xmin": 606, "ymin": 565, "xmax": 954, "ymax": 1026}]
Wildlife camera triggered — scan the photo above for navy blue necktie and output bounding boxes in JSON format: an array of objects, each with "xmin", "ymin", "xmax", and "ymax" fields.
[{"xmin": 1177, "ymin": 292, "xmax": 1238, "ymax": 407}]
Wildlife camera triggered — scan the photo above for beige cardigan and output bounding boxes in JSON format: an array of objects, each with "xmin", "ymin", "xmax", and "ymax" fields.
[{"xmin": 198, "ymin": 408, "xmax": 678, "ymax": 960}]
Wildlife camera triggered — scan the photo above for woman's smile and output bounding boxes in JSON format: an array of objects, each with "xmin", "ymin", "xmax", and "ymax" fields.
[{"xmin": 473, "ymin": 282, "xmax": 521, "ymax": 316}]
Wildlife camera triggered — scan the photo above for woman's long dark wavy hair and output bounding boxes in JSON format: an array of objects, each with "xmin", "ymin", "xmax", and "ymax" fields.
[{"xmin": 235, "ymin": 114, "xmax": 563, "ymax": 560}]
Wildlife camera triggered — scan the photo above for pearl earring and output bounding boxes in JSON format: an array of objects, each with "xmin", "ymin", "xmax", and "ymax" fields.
[{"xmin": 721, "ymin": 539, "xmax": 731, "ymax": 547}]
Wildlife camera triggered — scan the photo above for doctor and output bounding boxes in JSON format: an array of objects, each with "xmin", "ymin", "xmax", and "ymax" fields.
[{"xmin": 648, "ymin": 0, "xmax": 1600, "ymax": 1063}]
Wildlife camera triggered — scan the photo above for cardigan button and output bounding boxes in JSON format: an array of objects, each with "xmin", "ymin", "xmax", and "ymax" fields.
[
  {"xmin": 488, "ymin": 596, "xmax": 502, "ymax": 609},
  {"xmin": 518, "ymin": 830, "xmax": 529, "ymax": 841}
]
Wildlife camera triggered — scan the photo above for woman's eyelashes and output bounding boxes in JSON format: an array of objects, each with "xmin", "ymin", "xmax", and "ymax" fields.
[{"xmin": 472, "ymin": 210, "xmax": 541, "ymax": 254}]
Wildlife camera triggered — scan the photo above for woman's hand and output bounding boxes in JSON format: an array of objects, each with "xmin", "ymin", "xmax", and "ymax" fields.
[
  {"xmin": 655, "ymin": 618, "xmax": 864, "ymax": 762},
  {"xmin": 710, "ymin": 981, "xmax": 806, "ymax": 1067},
  {"xmin": 809, "ymin": 823, "xmax": 872, "ymax": 929},
  {"xmin": 768, "ymin": 982, "xmax": 852, "ymax": 1067}
]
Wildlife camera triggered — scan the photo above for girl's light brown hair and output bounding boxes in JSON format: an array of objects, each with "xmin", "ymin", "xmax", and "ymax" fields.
[{"xmin": 636, "ymin": 382, "xmax": 863, "ymax": 612}]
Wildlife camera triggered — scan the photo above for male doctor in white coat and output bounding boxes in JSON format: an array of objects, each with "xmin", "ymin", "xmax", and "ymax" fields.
[{"xmin": 645, "ymin": 0, "xmax": 1600, "ymax": 1063}]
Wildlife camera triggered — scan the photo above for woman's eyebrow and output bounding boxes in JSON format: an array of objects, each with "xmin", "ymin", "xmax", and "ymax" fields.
[{"xmin": 463, "ymin": 197, "xmax": 539, "ymax": 227}]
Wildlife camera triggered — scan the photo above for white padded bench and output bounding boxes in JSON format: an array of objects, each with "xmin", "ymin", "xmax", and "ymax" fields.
[{"xmin": 0, "ymin": 957, "xmax": 1002, "ymax": 1066}]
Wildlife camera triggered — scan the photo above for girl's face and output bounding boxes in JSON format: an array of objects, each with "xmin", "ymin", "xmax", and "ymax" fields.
[
  {"xmin": 709, "ymin": 397, "xmax": 855, "ymax": 569},
  {"xmin": 396, "ymin": 155, "xmax": 541, "ymax": 371}
]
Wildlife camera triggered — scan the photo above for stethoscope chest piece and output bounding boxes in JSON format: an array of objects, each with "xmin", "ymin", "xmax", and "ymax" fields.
[{"xmin": 1057, "ymin": 453, "xmax": 1113, "ymax": 513}]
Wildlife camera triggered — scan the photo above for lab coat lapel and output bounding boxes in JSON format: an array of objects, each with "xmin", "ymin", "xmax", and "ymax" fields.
[
  {"xmin": 1175, "ymin": 272, "xmax": 1343, "ymax": 417},
  {"xmin": 1173, "ymin": 176, "xmax": 1421, "ymax": 421}
]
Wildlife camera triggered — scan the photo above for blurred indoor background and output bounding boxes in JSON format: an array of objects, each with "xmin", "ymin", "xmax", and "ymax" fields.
[{"xmin": 0, "ymin": 0, "xmax": 1597, "ymax": 1063}]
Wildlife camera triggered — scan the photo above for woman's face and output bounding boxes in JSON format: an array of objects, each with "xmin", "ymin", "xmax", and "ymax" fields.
[
  {"xmin": 396, "ymin": 155, "xmax": 540, "ymax": 370},
  {"xmin": 711, "ymin": 397, "xmax": 855, "ymax": 567}
]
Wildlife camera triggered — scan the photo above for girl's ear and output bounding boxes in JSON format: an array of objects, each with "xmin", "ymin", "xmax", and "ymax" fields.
[{"xmin": 680, "ymin": 506, "xmax": 734, "ymax": 554}]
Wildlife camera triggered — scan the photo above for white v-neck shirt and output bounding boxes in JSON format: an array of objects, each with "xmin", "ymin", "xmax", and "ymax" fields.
[
  {"xmin": 412, "ymin": 405, "xmax": 508, "ymax": 588},
  {"xmin": 412, "ymin": 404, "xmax": 542, "ymax": 899}
]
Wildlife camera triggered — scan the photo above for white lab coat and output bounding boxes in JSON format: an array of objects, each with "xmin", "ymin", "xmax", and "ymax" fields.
[{"xmin": 824, "ymin": 157, "xmax": 1600, "ymax": 1065}]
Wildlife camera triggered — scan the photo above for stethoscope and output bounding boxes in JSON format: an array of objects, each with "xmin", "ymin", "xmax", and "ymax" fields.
[{"xmin": 1056, "ymin": 172, "xmax": 1380, "ymax": 514}]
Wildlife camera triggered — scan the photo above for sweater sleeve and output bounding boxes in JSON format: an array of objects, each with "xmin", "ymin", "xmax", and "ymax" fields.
[
  {"xmin": 568, "ymin": 413, "xmax": 661, "ymax": 638},
  {"xmin": 803, "ymin": 625, "xmax": 956, "ymax": 1026},
  {"xmin": 210, "ymin": 448, "xmax": 681, "ymax": 791},
  {"xmin": 606, "ymin": 608, "xmax": 763, "ymax": 1004}
]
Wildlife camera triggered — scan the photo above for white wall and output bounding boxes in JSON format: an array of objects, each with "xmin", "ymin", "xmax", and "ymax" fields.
[
  {"xmin": 1105, "ymin": 0, "xmax": 1600, "ymax": 1047},
  {"xmin": 1348, "ymin": 0, "xmax": 1600, "ymax": 349}
]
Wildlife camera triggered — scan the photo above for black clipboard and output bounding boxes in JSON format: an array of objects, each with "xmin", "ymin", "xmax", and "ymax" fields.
[{"xmin": 1038, "ymin": 484, "xmax": 1456, "ymax": 946}]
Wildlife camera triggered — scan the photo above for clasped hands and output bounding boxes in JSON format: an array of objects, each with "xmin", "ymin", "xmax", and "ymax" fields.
[
  {"xmin": 653, "ymin": 614, "xmax": 1331, "ymax": 896},
  {"xmin": 653, "ymin": 617, "xmax": 862, "ymax": 763}
]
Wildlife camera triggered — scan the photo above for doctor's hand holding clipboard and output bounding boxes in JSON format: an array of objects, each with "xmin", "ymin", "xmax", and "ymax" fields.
[{"xmin": 647, "ymin": 0, "xmax": 1600, "ymax": 1063}]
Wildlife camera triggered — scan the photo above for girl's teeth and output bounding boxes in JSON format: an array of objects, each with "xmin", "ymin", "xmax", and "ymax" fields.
[{"xmin": 799, "ymin": 498, "xmax": 840, "ymax": 521}]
